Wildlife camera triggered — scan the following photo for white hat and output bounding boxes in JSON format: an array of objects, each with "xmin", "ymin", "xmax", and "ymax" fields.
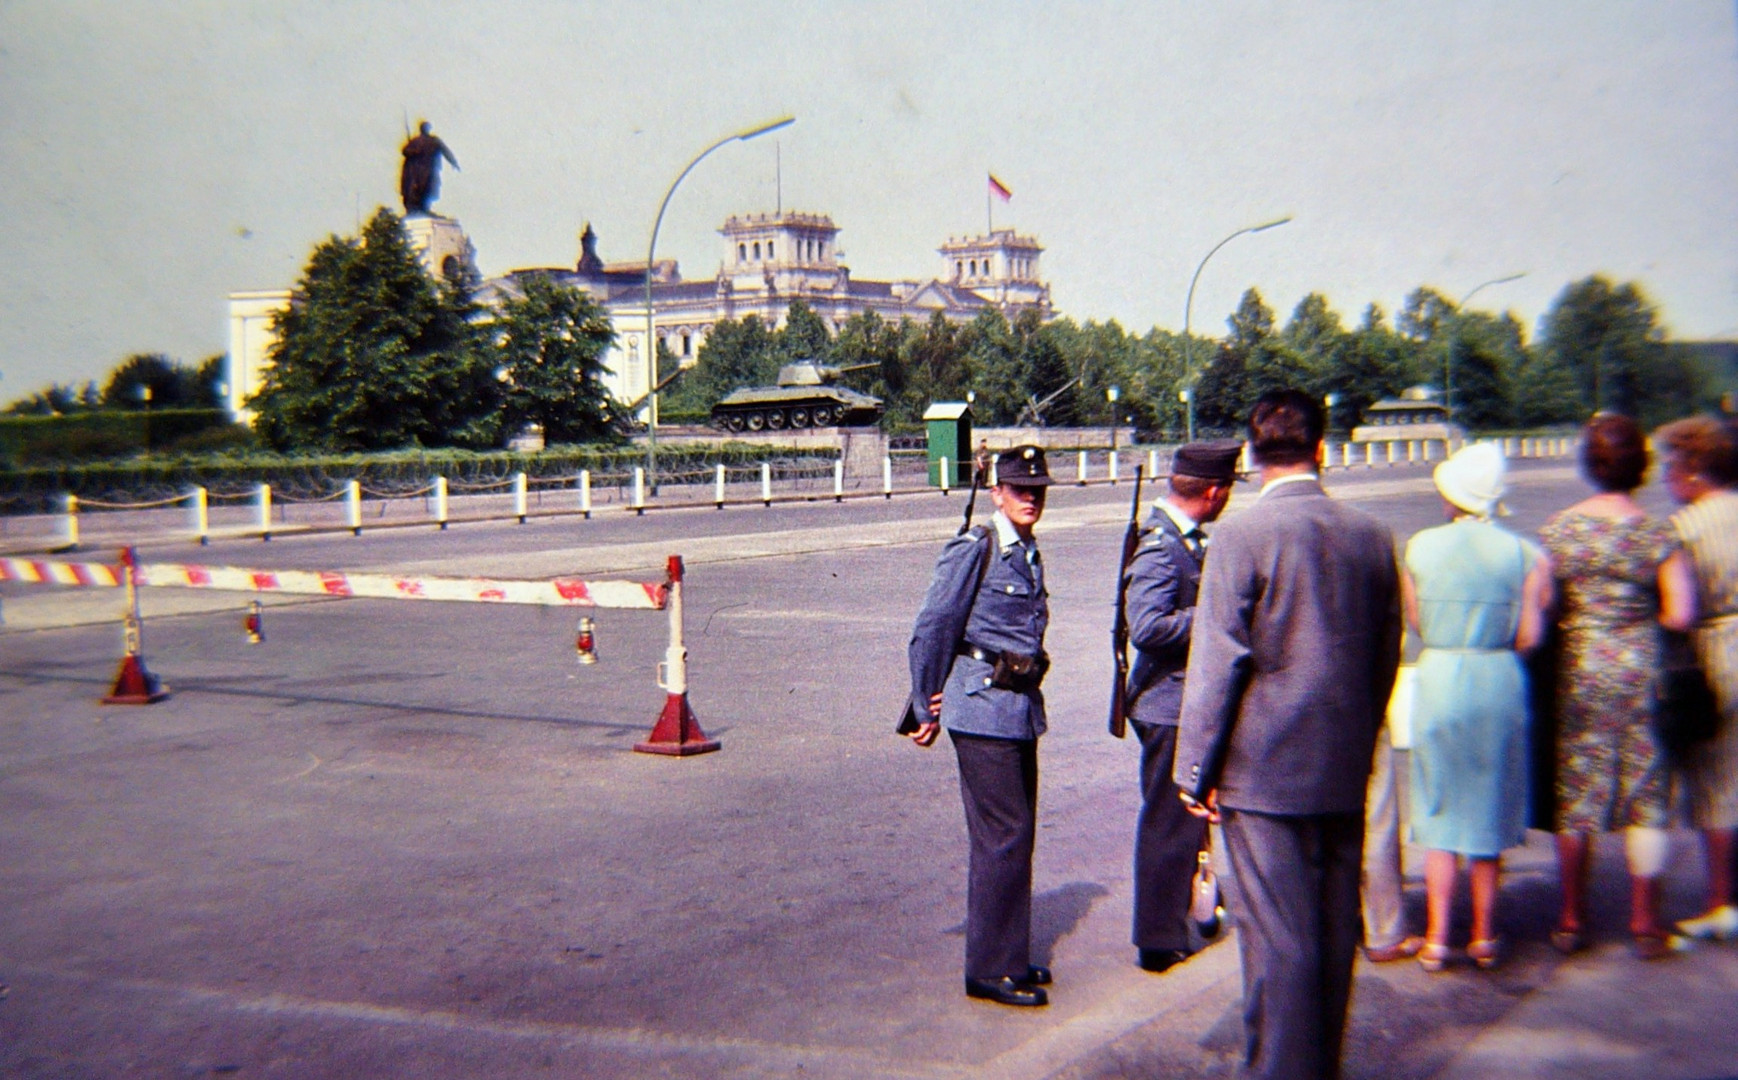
[{"xmin": 1434, "ymin": 441, "xmax": 1507, "ymax": 518}]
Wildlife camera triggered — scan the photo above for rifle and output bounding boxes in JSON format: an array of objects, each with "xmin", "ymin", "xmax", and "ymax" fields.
[
  {"xmin": 1108, "ymin": 465, "xmax": 1146, "ymax": 738},
  {"xmin": 898, "ymin": 467, "xmax": 984, "ymax": 736}
]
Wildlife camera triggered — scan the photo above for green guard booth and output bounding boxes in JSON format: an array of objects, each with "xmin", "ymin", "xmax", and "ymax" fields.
[{"xmin": 923, "ymin": 402, "xmax": 972, "ymax": 487}]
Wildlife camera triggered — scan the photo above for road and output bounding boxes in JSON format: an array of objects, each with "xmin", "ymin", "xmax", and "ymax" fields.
[{"xmin": 2, "ymin": 460, "xmax": 1734, "ymax": 1079}]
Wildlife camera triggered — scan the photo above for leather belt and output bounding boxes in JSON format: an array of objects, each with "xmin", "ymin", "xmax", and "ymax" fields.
[{"xmin": 956, "ymin": 642, "xmax": 1003, "ymax": 665}]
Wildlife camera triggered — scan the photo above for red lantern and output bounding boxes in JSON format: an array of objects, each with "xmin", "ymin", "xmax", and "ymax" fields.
[{"xmin": 575, "ymin": 616, "xmax": 597, "ymax": 665}]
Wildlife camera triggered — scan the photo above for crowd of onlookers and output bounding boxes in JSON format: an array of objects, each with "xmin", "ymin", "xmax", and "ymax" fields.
[{"xmin": 1401, "ymin": 411, "xmax": 1738, "ymax": 969}]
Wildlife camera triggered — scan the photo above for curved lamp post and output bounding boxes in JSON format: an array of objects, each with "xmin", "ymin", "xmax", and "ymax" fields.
[
  {"xmin": 644, "ymin": 115, "xmax": 795, "ymax": 485},
  {"xmin": 1182, "ymin": 216, "xmax": 1291, "ymax": 442},
  {"xmin": 1444, "ymin": 272, "xmax": 1525, "ymax": 418}
]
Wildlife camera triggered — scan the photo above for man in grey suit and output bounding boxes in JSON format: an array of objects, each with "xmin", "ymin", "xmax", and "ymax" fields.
[
  {"xmin": 908, "ymin": 446, "xmax": 1055, "ymax": 1007},
  {"xmin": 1174, "ymin": 390, "xmax": 1402, "ymax": 1080},
  {"xmin": 1121, "ymin": 440, "xmax": 1241, "ymax": 973}
]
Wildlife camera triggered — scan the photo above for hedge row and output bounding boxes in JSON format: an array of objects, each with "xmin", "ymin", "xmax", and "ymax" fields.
[
  {"xmin": 0, "ymin": 409, "xmax": 231, "ymax": 464},
  {"xmin": 0, "ymin": 442, "xmax": 836, "ymax": 515}
]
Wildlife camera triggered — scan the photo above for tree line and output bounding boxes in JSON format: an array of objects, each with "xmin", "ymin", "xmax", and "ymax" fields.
[{"xmin": 6, "ymin": 352, "xmax": 226, "ymax": 416}]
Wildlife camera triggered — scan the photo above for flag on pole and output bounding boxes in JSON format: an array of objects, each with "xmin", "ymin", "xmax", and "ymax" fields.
[{"xmin": 988, "ymin": 173, "xmax": 1012, "ymax": 202}]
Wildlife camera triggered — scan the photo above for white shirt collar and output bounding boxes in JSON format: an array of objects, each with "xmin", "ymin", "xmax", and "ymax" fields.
[
  {"xmin": 990, "ymin": 510, "xmax": 1026, "ymax": 551},
  {"xmin": 1260, "ymin": 472, "xmax": 1320, "ymax": 498},
  {"xmin": 1155, "ymin": 498, "xmax": 1199, "ymax": 535}
]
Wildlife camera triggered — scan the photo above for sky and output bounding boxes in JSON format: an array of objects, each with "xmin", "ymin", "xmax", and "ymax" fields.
[{"xmin": 2, "ymin": 1, "xmax": 1735, "ymax": 400}]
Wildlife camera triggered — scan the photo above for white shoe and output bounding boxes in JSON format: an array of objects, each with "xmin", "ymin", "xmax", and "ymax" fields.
[{"xmin": 1676, "ymin": 904, "xmax": 1738, "ymax": 941}]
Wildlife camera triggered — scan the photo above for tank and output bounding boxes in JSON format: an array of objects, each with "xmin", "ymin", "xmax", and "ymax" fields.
[{"xmin": 709, "ymin": 361, "xmax": 885, "ymax": 432}]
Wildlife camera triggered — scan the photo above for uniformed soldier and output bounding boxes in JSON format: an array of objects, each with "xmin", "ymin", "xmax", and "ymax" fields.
[
  {"xmin": 907, "ymin": 445, "xmax": 1055, "ymax": 1007},
  {"xmin": 1120, "ymin": 440, "xmax": 1240, "ymax": 973}
]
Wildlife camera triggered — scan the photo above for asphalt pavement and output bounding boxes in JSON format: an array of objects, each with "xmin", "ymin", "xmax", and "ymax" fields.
[{"xmin": 2, "ymin": 459, "xmax": 1735, "ymax": 1079}]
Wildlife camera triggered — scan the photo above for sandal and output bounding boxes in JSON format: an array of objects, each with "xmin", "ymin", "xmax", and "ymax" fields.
[
  {"xmin": 1466, "ymin": 938, "xmax": 1501, "ymax": 970},
  {"xmin": 1418, "ymin": 942, "xmax": 1452, "ymax": 973}
]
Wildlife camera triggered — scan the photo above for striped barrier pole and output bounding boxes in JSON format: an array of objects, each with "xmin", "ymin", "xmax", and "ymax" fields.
[
  {"xmin": 434, "ymin": 476, "xmax": 449, "ymax": 530},
  {"xmin": 715, "ymin": 463, "xmax": 727, "ymax": 509},
  {"xmin": 579, "ymin": 470, "xmax": 592, "ymax": 519},
  {"xmin": 514, "ymin": 472, "xmax": 529, "ymax": 524},
  {"xmin": 191, "ymin": 487, "xmax": 209, "ymax": 546},
  {"xmin": 258, "ymin": 483, "xmax": 272, "ymax": 542},
  {"xmin": 346, "ymin": 479, "xmax": 363, "ymax": 536}
]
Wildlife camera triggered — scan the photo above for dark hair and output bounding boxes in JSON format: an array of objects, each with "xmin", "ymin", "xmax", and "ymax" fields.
[
  {"xmin": 1580, "ymin": 413, "xmax": 1649, "ymax": 492},
  {"xmin": 1248, "ymin": 389, "xmax": 1324, "ymax": 467},
  {"xmin": 1656, "ymin": 415, "xmax": 1738, "ymax": 487},
  {"xmin": 1170, "ymin": 473, "xmax": 1224, "ymax": 500}
]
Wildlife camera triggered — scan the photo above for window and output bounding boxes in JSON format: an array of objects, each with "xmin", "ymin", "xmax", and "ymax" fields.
[
  {"xmin": 768, "ymin": 242, "xmax": 775, "ymax": 259},
  {"xmin": 969, "ymin": 260, "xmax": 977, "ymax": 276},
  {"xmin": 956, "ymin": 260, "xmax": 963, "ymax": 278},
  {"xmin": 738, "ymin": 243, "xmax": 746, "ymax": 261},
  {"xmin": 753, "ymin": 242, "xmax": 761, "ymax": 260},
  {"xmin": 682, "ymin": 333, "xmax": 692, "ymax": 357}
]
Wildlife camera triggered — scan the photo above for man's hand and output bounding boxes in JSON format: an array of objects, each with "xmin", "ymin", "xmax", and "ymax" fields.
[
  {"xmin": 1180, "ymin": 788, "xmax": 1221, "ymax": 823},
  {"xmin": 909, "ymin": 692, "xmax": 945, "ymax": 748}
]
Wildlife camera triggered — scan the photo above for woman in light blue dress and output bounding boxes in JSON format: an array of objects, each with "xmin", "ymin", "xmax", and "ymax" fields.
[{"xmin": 1403, "ymin": 443, "xmax": 1551, "ymax": 971}]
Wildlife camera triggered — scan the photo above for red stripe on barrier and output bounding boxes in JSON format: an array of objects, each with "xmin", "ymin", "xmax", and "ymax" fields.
[
  {"xmin": 394, "ymin": 579, "xmax": 425, "ymax": 597},
  {"xmin": 187, "ymin": 567, "xmax": 212, "ymax": 586},
  {"xmin": 642, "ymin": 582, "xmax": 666, "ymax": 607},
  {"xmin": 478, "ymin": 588, "xmax": 507, "ymax": 601},
  {"xmin": 553, "ymin": 579, "xmax": 591, "ymax": 603},
  {"xmin": 70, "ymin": 564, "xmax": 97, "ymax": 587},
  {"xmin": 251, "ymin": 572, "xmax": 279, "ymax": 590},
  {"xmin": 319, "ymin": 572, "xmax": 352, "ymax": 597}
]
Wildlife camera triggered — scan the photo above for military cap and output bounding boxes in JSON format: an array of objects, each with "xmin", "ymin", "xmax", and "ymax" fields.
[
  {"xmin": 1172, "ymin": 440, "xmax": 1244, "ymax": 483},
  {"xmin": 994, "ymin": 444, "xmax": 1053, "ymax": 487}
]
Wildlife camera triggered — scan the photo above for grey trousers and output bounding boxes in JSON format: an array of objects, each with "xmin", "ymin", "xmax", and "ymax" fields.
[
  {"xmin": 1221, "ymin": 807, "xmax": 1365, "ymax": 1080},
  {"xmin": 1361, "ymin": 726, "xmax": 1408, "ymax": 949},
  {"xmin": 950, "ymin": 731, "xmax": 1038, "ymax": 980},
  {"xmin": 1133, "ymin": 721, "xmax": 1209, "ymax": 950}
]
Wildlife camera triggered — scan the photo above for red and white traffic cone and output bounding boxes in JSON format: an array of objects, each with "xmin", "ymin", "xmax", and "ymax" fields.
[
  {"xmin": 104, "ymin": 547, "xmax": 168, "ymax": 704},
  {"xmin": 634, "ymin": 555, "xmax": 719, "ymax": 756}
]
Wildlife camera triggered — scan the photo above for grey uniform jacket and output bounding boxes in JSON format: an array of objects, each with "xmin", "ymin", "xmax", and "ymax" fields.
[
  {"xmin": 1124, "ymin": 508, "xmax": 1203, "ymax": 727},
  {"xmin": 908, "ymin": 526, "xmax": 1050, "ymax": 740},
  {"xmin": 1172, "ymin": 480, "xmax": 1401, "ymax": 815}
]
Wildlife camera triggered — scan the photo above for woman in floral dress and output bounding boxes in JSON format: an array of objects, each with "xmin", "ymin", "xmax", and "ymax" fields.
[{"xmin": 1539, "ymin": 414, "xmax": 1697, "ymax": 958}]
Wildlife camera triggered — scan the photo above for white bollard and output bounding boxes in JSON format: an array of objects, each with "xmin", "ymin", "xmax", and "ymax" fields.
[
  {"xmin": 346, "ymin": 479, "xmax": 363, "ymax": 536},
  {"xmin": 190, "ymin": 486, "xmax": 209, "ymax": 546},
  {"xmin": 882, "ymin": 456, "xmax": 893, "ymax": 499},
  {"xmin": 1239, "ymin": 444, "xmax": 1252, "ymax": 474},
  {"xmin": 1077, "ymin": 450, "xmax": 1088, "ymax": 485},
  {"xmin": 989, "ymin": 458, "xmax": 998, "ymax": 485},
  {"xmin": 258, "ymin": 483, "xmax": 273, "ymax": 541},
  {"xmin": 1422, "ymin": 440, "xmax": 1434, "ymax": 462},
  {"xmin": 715, "ymin": 463, "xmax": 727, "ymax": 509},
  {"xmin": 1364, "ymin": 443, "xmax": 1375, "ymax": 468},
  {"xmin": 1406, "ymin": 440, "xmax": 1417, "ymax": 463},
  {"xmin": 434, "ymin": 475, "xmax": 449, "ymax": 530},
  {"xmin": 514, "ymin": 471, "xmax": 529, "ymax": 523},
  {"xmin": 579, "ymin": 469, "xmax": 592, "ymax": 519},
  {"xmin": 761, "ymin": 461, "xmax": 773, "ymax": 506},
  {"xmin": 632, "ymin": 467, "xmax": 646, "ymax": 515},
  {"xmin": 1148, "ymin": 448, "xmax": 1159, "ymax": 476},
  {"xmin": 833, "ymin": 458, "xmax": 844, "ymax": 503},
  {"xmin": 1343, "ymin": 442, "xmax": 1354, "ymax": 470},
  {"xmin": 940, "ymin": 456, "xmax": 951, "ymax": 496},
  {"xmin": 1109, "ymin": 450, "xmax": 1120, "ymax": 485},
  {"xmin": 1386, "ymin": 442, "xmax": 1397, "ymax": 465},
  {"xmin": 62, "ymin": 493, "xmax": 79, "ymax": 550}
]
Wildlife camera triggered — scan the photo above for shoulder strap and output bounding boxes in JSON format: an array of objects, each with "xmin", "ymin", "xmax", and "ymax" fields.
[{"xmin": 969, "ymin": 524, "xmax": 995, "ymax": 594}]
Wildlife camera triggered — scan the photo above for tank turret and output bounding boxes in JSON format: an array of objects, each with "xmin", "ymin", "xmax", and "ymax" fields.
[{"xmin": 710, "ymin": 360, "xmax": 884, "ymax": 432}]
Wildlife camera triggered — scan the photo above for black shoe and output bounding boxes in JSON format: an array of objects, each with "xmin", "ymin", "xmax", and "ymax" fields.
[
  {"xmin": 1024, "ymin": 965, "xmax": 1052, "ymax": 986},
  {"xmin": 1138, "ymin": 948, "xmax": 1191, "ymax": 973},
  {"xmin": 965, "ymin": 976, "xmax": 1049, "ymax": 1007}
]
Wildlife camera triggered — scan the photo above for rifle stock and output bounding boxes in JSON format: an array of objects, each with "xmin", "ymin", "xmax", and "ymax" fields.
[{"xmin": 1108, "ymin": 465, "xmax": 1145, "ymax": 738}]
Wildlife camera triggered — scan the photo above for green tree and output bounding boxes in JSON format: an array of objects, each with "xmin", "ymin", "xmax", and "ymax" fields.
[
  {"xmin": 663, "ymin": 314, "xmax": 781, "ymax": 415},
  {"xmin": 776, "ymin": 299, "xmax": 834, "ymax": 363},
  {"xmin": 1539, "ymin": 275, "xmax": 1697, "ymax": 424},
  {"xmin": 1335, "ymin": 304, "xmax": 1412, "ymax": 430},
  {"xmin": 1196, "ymin": 288, "xmax": 1278, "ymax": 429},
  {"xmin": 1442, "ymin": 312, "xmax": 1524, "ymax": 430},
  {"xmin": 249, "ymin": 208, "xmax": 496, "ymax": 451},
  {"xmin": 102, "ymin": 353, "xmax": 192, "ymax": 408},
  {"xmin": 494, "ymin": 273, "xmax": 619, "ymax": 445},
  {"xmin": 834, "ymin": 310, "xmax": 912, "ymax": 422}
]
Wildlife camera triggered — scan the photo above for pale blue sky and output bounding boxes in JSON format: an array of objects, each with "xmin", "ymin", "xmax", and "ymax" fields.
[{"xmin": 2, "ymin": 2, "xmax": 1734, "ymax": 398}]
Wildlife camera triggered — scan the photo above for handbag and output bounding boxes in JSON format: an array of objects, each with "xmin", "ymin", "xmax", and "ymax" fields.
[
  {"xmin": 1652, "ymin": 630, "xmax": 1719, "ymax": 762},
  {"xmin": 1190, "ymin": 831, "xmax": 1225, "ymax": 939}
]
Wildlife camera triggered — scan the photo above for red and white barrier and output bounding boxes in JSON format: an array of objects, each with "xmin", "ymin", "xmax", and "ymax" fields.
[{"xmin": 2, "ymin": 556, "xmax": 665, "ymax": 610}]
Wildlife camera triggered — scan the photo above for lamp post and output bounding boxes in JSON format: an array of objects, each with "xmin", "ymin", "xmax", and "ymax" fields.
[
  {"xmin": 1444, "ymin": 272, "xmax": 1525, "ymax": 419},
  {"xmin": 1182, "ymin": 216, "xmax": 1292, "ymax": 442},
  {"xmin": 644, "ymin": 115, "xmax": 795, "ymax": 486},
  {"xmin": 137, "ymin": 383, "xmax": 153, "ymax": 454},
  {"xmin": 1106, "ymin": 384, "xmax": 1120, "ymax": 455}
]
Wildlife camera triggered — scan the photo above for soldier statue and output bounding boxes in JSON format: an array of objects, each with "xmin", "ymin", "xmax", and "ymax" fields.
[{"xmin": 400, "ymin": 121, "xmax": 460, "ymax": 216}]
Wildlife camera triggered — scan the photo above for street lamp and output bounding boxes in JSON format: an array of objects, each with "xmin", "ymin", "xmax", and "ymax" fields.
[
  {"xmin": 1182, "ymin": 216, "xmax": 1292, "ymax": 442},
  {"xmin": 1444, "ymin": 272, "xmax": 1526, "ymax": 418},
  {"xmin": 137, "ymin": 383, "xmax": 153, "ymax": 454},
  {"xmin": 644, "ymin": 115, "xmax": 796, "ymax": 486}
]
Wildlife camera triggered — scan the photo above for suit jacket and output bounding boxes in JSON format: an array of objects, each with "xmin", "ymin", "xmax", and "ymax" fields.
[
  {"xmin": 1173, "ymin": 479, "xmax": 1401, "ymax": 816},
  {"xmin": 908, "ymin": 524, "xmax": 1050, "ymax": 740},
  {"xmin": 1124, "ymin": 506, "xmax": 1204, "ymax": 726}
]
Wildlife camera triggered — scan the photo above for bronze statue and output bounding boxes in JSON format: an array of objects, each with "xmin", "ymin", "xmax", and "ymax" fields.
[{"xmin": 400, "ymin": 121, "xmax": 459, "ymax": 215}]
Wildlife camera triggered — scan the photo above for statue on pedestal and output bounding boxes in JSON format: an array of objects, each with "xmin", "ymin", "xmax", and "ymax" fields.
[{"xmin": 400, "ymin": 121, "xmax": 460, "ymax": 216}]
